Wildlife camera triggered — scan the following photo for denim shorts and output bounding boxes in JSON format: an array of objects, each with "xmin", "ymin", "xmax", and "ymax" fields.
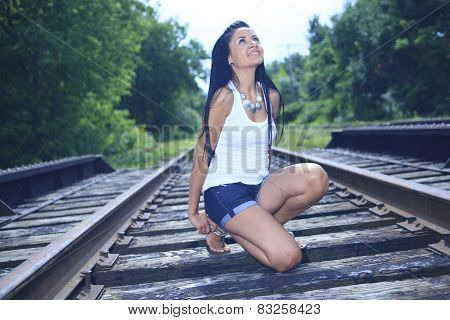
[{"xmin": 203, "ymin": 175, "xmax": 270, "ymax": 229}]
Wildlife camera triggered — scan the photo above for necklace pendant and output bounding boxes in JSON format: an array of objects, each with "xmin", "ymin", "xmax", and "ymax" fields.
[{"xmin": 238, "ymin": 84, "xmax": 263, "ymax": 115}]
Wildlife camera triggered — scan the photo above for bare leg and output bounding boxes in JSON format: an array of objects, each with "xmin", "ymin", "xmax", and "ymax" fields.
[
  {"xmin": 273, "ymin": 180, "xmax": 329, "ymax": 225},
  {"xmin": 224, "ymin": 204, "xmax": 302, "ymax": 272},
  {"xmin": 257, "ymin": 164, "xmax": 329, "ymax": 225},
  {"xmin": 204, "ymin": 163, "xmax": 329, "ymax": 255}
]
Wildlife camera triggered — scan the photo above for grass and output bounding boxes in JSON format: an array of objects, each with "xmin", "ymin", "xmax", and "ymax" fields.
[
  {"xmin": 105, "ymin": 136, "xmax": 195, "ymax": 170},
  {"xmin": 105, "ymin": 116, "xmax": 446, "ymax": 169},
  {"xmin": 276, "ymin": 123, "xmax": 334, "ymax": 151}
]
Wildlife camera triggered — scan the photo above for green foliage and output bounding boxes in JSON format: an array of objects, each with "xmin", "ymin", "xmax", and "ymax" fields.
[
  {"xmin": 104, "ymin": 125, "xmax": 195, "ymax": 170},
  {"xmin": 266, "ymin": 53, "xmax": 305, "ymax": 104},
  {"xmin": 118, "ymin": 19, "xmax": 208, "ymax": 127},
  {"xmin": 0, "ymin": 0, "xmax": 150, "ymax": 168},
  {"xmin": 267, "ymin": 0, "xmax": 450, "ymax": 126},
  {"xmin": 2, "ymin": 0, "xmax": 448, "ymax": 169},
  {"xmin": 0, "ymin": 1, "xmax": 207, "ymax": 169}
]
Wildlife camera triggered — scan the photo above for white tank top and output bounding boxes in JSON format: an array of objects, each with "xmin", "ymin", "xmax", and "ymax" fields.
[{"xmin": 202, "ymin": 80, "xmax": 277, "ymax": 193}]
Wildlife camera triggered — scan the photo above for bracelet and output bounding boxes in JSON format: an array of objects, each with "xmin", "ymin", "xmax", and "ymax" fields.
[{"xmin": 213, "ymin": 226, "xmax": 228, "ymax": 237}]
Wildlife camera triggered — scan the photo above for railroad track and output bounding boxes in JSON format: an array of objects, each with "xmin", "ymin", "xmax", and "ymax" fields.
[
  {"xmin": 0, "ymin": 143, "xmax": 448, "ymax": 299},
  {"xmin": 0, "ymin": 155, "xmax": 158, "ymax": 298},
  {"xmin": 300, "ymin": 147, "xmax": 449, "ymax": 191}
]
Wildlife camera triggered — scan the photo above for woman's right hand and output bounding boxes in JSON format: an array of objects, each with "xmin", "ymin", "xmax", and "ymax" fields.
[{"xmin": 188, "ymin": 210, "xmax": 218, "ymax": 235}]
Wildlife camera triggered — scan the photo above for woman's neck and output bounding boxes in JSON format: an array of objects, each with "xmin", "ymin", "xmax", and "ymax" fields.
[{"xmin": 232, "ymin": 68, "xmax": 258, "ymax": 95}]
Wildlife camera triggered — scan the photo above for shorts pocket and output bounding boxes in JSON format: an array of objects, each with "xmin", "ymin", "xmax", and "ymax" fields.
[
  {"xmin": 215, "ymin": 182, "xmax": 241, "ymax": 196},
  {"xmin": 215, "ymin": 184, "xmax": 246, "ymax": 210}
]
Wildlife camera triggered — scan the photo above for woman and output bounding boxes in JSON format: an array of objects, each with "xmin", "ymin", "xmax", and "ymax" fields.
[{"xmin": 188, "ymin": 21, "xmax": 329, "ymax": 272}]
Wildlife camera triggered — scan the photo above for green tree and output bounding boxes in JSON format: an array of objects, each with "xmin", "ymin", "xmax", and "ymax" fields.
[
  {"xmin": 332, "ymin": 0, "xmax": 450, "ymax": 119},
  {"xmin": 0, "ymin": 0, "xmax": 150, "ymax": 168},
  {"xmin": 118, "ymin": 19, "xmax": 208, "ymax": 130},
  {"xmin": 267, "ymin": 0, "xmax": 450, "ymax": 124}
]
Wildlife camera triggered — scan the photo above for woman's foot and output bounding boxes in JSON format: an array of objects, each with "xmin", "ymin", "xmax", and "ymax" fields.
[
  {"xmin": 206, "ymin": 232, "xmax": 231, "ymax": 254},
  {"xmin": 287, "ymin": 231, "xmax": 307, "ymax": 249},
  {"xmin": 296, "ymin": 240, "xmax": 307, "ymax": 249}
]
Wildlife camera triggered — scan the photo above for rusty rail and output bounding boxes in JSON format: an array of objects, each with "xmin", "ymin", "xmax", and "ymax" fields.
[
  {"xmin": 273, "ymin": 146, "xmax": 450, "ymax": 233},
  {"xmin": 0, "ymin": 148, "xmax": 193, "ymax": 299}
]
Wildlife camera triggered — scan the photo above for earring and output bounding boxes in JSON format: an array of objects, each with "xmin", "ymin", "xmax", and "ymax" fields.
[{"xmin": 229, "ymin": 62, "xmax": 235, "ymax": 67}]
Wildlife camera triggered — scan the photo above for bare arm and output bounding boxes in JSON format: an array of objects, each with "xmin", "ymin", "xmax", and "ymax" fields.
[
  {"xmin": 268, "ymin": 89, "xmax": 281, "ymax": 164},
  {"xmin": 187, "ymin": 87, "xmax": 232, "ymax": 233},
  {"xmin": 269, "ymin": 88, "xmax": 281, "ymax": 121}
]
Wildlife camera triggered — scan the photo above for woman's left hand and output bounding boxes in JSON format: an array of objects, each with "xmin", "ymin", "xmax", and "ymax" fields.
[{"xmin": 188, "ymin": 210, "xmax": 217, "ymax": 235}]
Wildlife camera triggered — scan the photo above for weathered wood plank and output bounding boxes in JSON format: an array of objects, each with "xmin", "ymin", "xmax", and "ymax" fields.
[
  {"xmin": 51, "ymin": 194, "xmax": 117, "ymax": 205},
  {"xmin": 393, "ymin": 170, "xmax": 443, "ymax": 179},
  {"xmin": 377, "ymin": 167, "xmax": 418, "ymax": 175},
  {"xmin": 0, "ymin": 247, "xmax": 42, "ymax": 267},
  {"xmin": 158, "ymin": 192, "xmax": 341, "ymax": 208},
  {"xmin": 123, "ymin": 224, "xmax": 435, "ymax": 258},
  {"xmin": 168, "ymin": 186, "xmax": 190, "ymax": 192},
  {"xmin": 164, "ymin": 185, "xmax": 339, "ymax": 200},
  {"xmin": 168, "ymin": 179, "xmax": 338, "ymax": 192},
  {"xmin": 98, "ymin": 225, "xmax": 437, "ymax": 286},
  {"xmin": 128, "ymin": 210, "xmax": 398, "ymax": 238},
  {"xmin": 106, "ymin": 199, "xmax": 352, "ymax": 227},
  {"xmin": 64, "ymin": 190, "xmax": 122, "ymax": 199},
  {"xmin": 1, "ymin": 214, "xmax": 88, "ymax": 229},
  {"xmin": 0, "ymin": 232, "xmax": 60, "ymax": 251},
  {"xmin": 39, "ymin": 199, "xmax": 111, "ymax": 212},
  {"xmin": 156, "ymin": 198, "xmax": 188, "ymax": 206},
  {"xmin": 152, "ymin": 201, "xmax": 360, "ymax": 219},
  {"xmin": 0, "ymin": 223, "xmax": 75, "ymax": 240},
  {"xmin": 412, "ymin": 175, "xmax": 450, "ymax": 184},
  {"xmin": 153, "ymin": 203, "xmax": 190, "ymax": 213},
  {"xmin": 428, "ymin": 181, "xmax": 450, "ymax": 190},
  {"xmin": 351, "ymin": 161, "xmax": 386, "ymax": 169},
  {"xmin": 99, "ymin": 248, "xmax": 450, "ymax": 300},
  {"xmin": 16, "ymin": 195, "xmax": 116, "ymax": 211},
  {"xmin": 15, "ymin": 201, "xmax": 50, "ymax": 210},
  {"xmin": 0, "ymin": 268, "xmax": 13, "ymax": 279},
  {"xmin": 408, "ymin": 160, "xmax": 438, "ymax": 166},
  {"xmin": 343, "ymin": 160, "xmax": 380, "ymax": 166},
  {"xmin": 18, "ymin": 192, "xmax": 118, "ymax": 211},
  {"xmin": 251, "ymin": 275, "xmax": 450, "ymax": 300},
  {"xmin": 367, "ymin": 164, "xmax": 406, "ymax": 171},
  {"xmin": 20, "ymin": 206, "xmax": 102, "ymax": 220}
]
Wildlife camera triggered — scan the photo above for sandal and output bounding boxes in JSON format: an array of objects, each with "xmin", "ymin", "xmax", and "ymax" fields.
[
  {"xmin": 205, "ymin": 227, "xmax": 231, "ymax": 254},
  {"xmin": 287, "ymin": 230, "xmax": 308, "ymax": 250}
]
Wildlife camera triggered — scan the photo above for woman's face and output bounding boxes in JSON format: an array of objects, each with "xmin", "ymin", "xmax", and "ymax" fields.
[{"xmin": 228, "ymin": 27, "xmax": 264, "ymax": 69}]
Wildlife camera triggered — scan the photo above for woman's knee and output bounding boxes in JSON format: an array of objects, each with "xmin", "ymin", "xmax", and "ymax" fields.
[
  {"xmin": 268, "ymin": 245, "xmax": 302, "ymax": 272},
  {"xmin": 305, "ymin": 164, "xmax": 329, "ymax": 196}
]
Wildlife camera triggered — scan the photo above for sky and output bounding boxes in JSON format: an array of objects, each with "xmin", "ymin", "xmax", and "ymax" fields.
[
  {"xmin": 145, "ymin": 0, "xmax": 351, "ymax": 91},
  {"xmin": 147, "ymin": 0, "xmax": 351, "ymax": 63}
]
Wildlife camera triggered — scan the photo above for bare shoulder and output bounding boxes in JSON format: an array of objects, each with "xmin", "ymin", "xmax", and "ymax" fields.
[
  {"xmin": 209, "ymin": 86, "xmax": 233, "ymax": 120},
  {"xmin": 206, "ymin": 86, "xmax": 234, "ymax": 149},
  {"xmin": 269, "ymin": 88, "xmax": 281, "ymax": 120}
]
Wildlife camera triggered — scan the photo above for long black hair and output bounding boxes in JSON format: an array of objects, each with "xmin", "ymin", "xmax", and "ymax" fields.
[{"xmin": 198, "ymin": 20, "xmax": 285, "ymax": 169}]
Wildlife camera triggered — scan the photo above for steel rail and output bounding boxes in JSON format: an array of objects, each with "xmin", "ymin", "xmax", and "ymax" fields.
[
  {"xmin": 1, "ymin": 144, "xmax": 449, "ymax": 299},
  {"xmin": 0, "ymin": 147, "xmax": 193, "ymax": 299},
  {"xmin": 0, "ymin": 171, "xmax": 120, "ymax": 228},
  {"xmin": 273, "ymin": 146, "xmax": 450, "ymax": 232},
  {"xmin": 0, "ymin": 154, "xmax": 113, "ymax": 183},
  {"xmin": 321, "ymin": 148, "xmax": 449, "ymax": 173}
]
